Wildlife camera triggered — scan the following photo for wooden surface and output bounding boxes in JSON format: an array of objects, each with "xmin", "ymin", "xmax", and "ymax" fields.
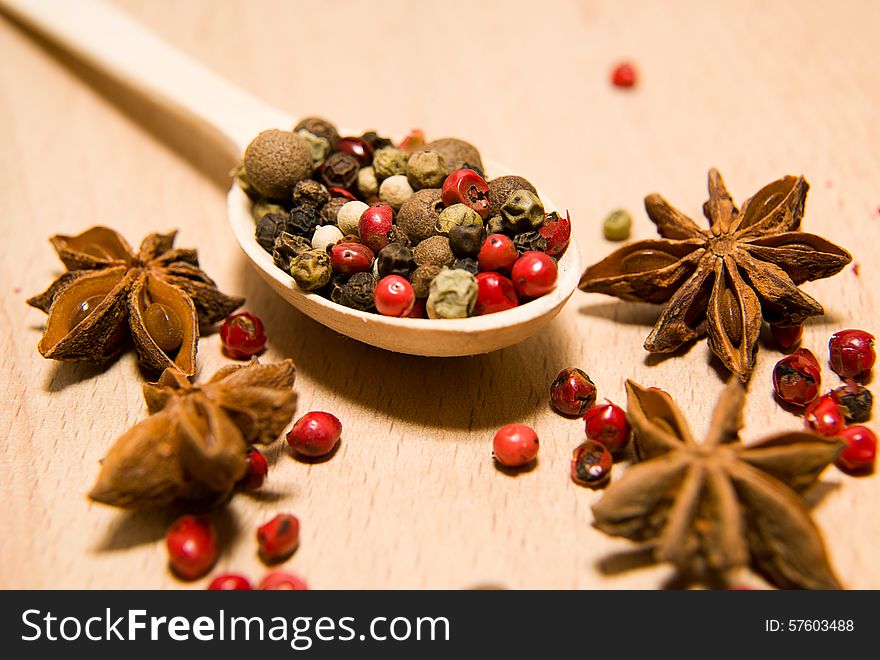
[{"xmin": 1, "ymin": 0, "xmax": 878, "ymax": 589}]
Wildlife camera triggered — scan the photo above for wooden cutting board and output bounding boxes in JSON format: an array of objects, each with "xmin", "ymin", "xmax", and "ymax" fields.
[{"xmin": 1, "ymin": 0, "xmax": 878, "ymax": 589}]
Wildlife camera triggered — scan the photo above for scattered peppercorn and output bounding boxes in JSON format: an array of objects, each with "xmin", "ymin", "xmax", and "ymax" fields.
[
  {"xmin": 486, "ymin": 215, "xmax": 505, "ymax": 235},
  {"xmin": 296, "ymin": 129, "xmax": 331, "ymax": 169},
  {"xmin": 550, "ymin": 367, "xmax": 598, "ymax": 417},
  {"xmin": 357, "ymin": 166, "xmax": 379, "ymax": 198},
  {"xmin": 804, "ymin": 393, "xmax": 846, "ymax": 436},
  {"xmin": 538, "ymin": 210, "xmax": 571, "ymax": 256},
  {"xmin": 241, "ymin": 448, "xmax": 268, "ymax": 490},
  {"xmin": 259, "ymin": 571, "xmax": 309, "ymax": 590},
  {"xmin": 255, "ymin": 212, "xmax": 290, "ymax": 252},
  {"xmin": 829, "ymin": 329, "xmax": 875, "ymax": 380},
  {"xmin": 361, "ymin": 131, "xmax": 394, "ymax": 151},
  {"xmin": 835, "ymin": 425, "xmax": 877, "ymax": 475},
  {"xmin": 287, "ymin": 411, "xmax": 342, "ymax": 457},
  {"xmin": 772, "ymin": 348, "xmax": 821, "ymax": 407},
  {"xmin": 166, "ymin": 515, "xmax": 217, "ymax": 581},
  {"xmin": 291, "ymin": 249, "xmax": 333, "ymax": 290},
  {"xmin": 257, "ymin": 513, "xmax": 300, "ymax": 563},
  {"xmin": 770, "ymin": 323, "xmax": 804, "ymax": 350},
  {"xmin": 832, "ymin": 382, "xmax": 873, "ymax": 423},
  {"xmin": 571, "ymin": 440, "xmax": 613, "ymax": 488},
  {"xmin": 252, "ymin": 198, "xmax": 289, "ymax": 222},
  {"xmin": 611, "ymin": 62, "xmax": 638, "ymax": 88},
  {"xmin": 272, "ymin": 232, "xmax": 311, "ymax": 273},
  {"xmin": 329, "ymin": 242, "xmax": 375, "ymax": 275},
  {"xmin": 220, "ymin": 311, "xmax": 267, "ymax": 359},
  {"xmin": 208, "ymin": 574, "xmax": 252, "ymax": 590},
  {"xmin": 416, "ymin": 138, "xmax": 483, "ymax": 174},
  {"xmin": 583, "ymin": 402, "xmax": 631, "ymax": 455},
  {"xmin": 398, "ymin": 128, "xmax": 426, "ymax": 153},
  {"xmin": 493, "ymin": 423, "xmax": 539, "ymax": 468},
  {"xmin": 448, "ymin": 224, "xmax": 485, "ymax": 258},
  {"xmin": 386, "ymin": 224, "xmax": 410, "ymax": 247},
  {"xmin": 336, "ymin": 200, "xmax": 369, "ymax": 236},
  {"xmin": 427, "ymin": 268, "xmax": 478, "ymax": 319},
  {"xmin": 336, "ymin": 136, "xmax": 374, "ymax": 166},
  {"xmin": 602, "ymin": 209, "xmax": 632, "ymax": 241}
]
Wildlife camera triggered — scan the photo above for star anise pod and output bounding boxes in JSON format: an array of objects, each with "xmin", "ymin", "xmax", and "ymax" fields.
[
  {"xmin": 592, "ymin": 380, "xmax": 845, "ymax": 589},
  {"xmin": 28, "ymin": 226, "xmax": 244, "ymax": 376},
  {"xmin": 579, "ymin": 170, "xmax": 852, "ymax": 380},
  {"xmin": 89, "ymin": 358, "xmax": 297, "ymax": 509}
]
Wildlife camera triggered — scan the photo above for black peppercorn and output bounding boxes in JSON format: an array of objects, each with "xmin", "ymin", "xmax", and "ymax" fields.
[
  {"xmin": 294, "ymin": 116, "xmax": 340, "ymax": 148},
  {"xmin": 288, "ymin": 204, "xmax": 322, "ymax": 236},
  {"xmin": 321, "ymin": 197, "xmax": 348, "ymax": 225},
  {"xmin": 272, "ymin": 232, "xmax": 311, "ymax": 273},
  {"xmin": 377, "ymin": 243, "xmax": 416, "ymax": 278},
  {"xmin": 332, "ymin": 272, "xmax": 377, "ymax": 311},
  {"xmin": 513, "ymin": 230, "xmax": 548, "ymax": 254},
  {"xmin": 361, "ymin": 131, "xmax": 394, "ymax": 151},
  {"xmin": 386, "ymin": 224, "xmax": 411, "ymax": 247},
  {"xmin": 451, "ymin": 257, "xmax": 479, "ymax": 275},
  {"xmin": 293, "ymin": 179, "xmax": 330, "ymax": 208},
  {"xmin": 448, "ymin": 224, "xmax": 485, "ymax": 258},
  {"xmin": 255, "ymin": 213, "xmax": 290, "ymax": 252},
  {"xmin": 321, "ymin": 152, "xmax": 360, "ymax": 191}
]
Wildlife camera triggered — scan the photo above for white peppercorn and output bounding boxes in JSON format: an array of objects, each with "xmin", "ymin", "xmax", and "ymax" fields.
[
  {"xmin": 311, "ymin": 225, "xmax": 345, "ymax": 252},
  {"xmin": 379, "ymin": 175, "xmax": 414, "ymax": 210},
  {"xmin": 427, "ymin": 269, "xmax": 478, "ymax": 319},
  {"xmin": 337, "ymin": 200, "xmax": 369, "ymax": 236}
]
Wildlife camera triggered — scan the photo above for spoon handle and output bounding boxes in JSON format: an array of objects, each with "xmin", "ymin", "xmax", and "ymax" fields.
[{"xmin": 0, "ymin": 0, "xmax": 292, "ymax": 156}]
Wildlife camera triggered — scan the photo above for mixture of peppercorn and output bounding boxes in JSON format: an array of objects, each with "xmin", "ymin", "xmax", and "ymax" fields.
[{"xmin": 235, "ymin": 117, "xmax": 571, "ymax": 319}]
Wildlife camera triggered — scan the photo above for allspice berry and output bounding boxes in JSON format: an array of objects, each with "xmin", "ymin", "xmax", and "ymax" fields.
[
  {"xmin": 290, "ymin": 249, "xmax": 332, "ymax": 291},
  {"xmin": 435, "ymin": 203, "xmax": 483, "ymax": 235},
  {"xmin": 373, "ymin": 147, "xmax": 408, "ymax": 180},
  {"xmin": 413, "ymin": 236, "xmax": 454, "ymax": 268},
  {"xmin": 488, "ymin": 175, "xmax": 537, "ymax": 213},
  {"xmin": 427, "ymin": 268, "xmax": 478, "ymax": 319},
  {"xmin": 415, "ymin": 138, "xmax": 483, "ymax": 174},
  {"xmin": 293, "ymin": 179, "xmax": 330, "ymax": 209},
  {"xmin": 501, "ymin": 190, "xmax": 545, "ymax": 232},
  {"xmin": 294, "ymin": 116, "xmax": 340, "ymax": 148},
  {"xmin": 407, "ymin": 150, "xmax": 448, "ymax": 190},
  {"xmin": 410, "ymin": 264, "xmax": 441, "ymax": 298},
  {"xmin": 379, "ymin": 175, "xmax": 414, "ymax": 210},
  {"xmin": 244, "ymin": 129, "xmax": 313, "ymax": 200},
  {"xmin": 397, "ymin": 188, "xmax": 444, "ymax": 243}
]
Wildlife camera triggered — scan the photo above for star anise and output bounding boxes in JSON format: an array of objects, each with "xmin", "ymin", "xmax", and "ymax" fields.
[
  {"xmin": 579, "ymin": 170, "xmax": 852, "ymax": 380},
  {"xmin": 28, "ymin": 226, "xmax": 244, "ymax": 376},
  {"xmin": 89, "ymin": 358, "xmax": 297, "ymax": 509},
  {"xmin": 592, "ymin": 380, "xmax": 844, "ymax": 589}
]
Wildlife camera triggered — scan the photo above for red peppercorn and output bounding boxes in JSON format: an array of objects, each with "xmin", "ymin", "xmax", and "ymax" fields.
[
  {"xmin": 835, "ymin": 425, "xmax": 877, "ymax": 475},
  {"xmin": 398, "ymin": 129, "xmax": 426, "ymax": 153},
  {"xmin": 207, "ymin": 574, "xmax": 252, "ymax": 590},
  {"xmin": 549, "ymin": 367, "xmax": 598, "ymax": 417},
  {"xmin": 336, "ymin": 136, "xmax": 374, "ymax": 165},
  {"xmin": 241, "ymin": 448, "xmax": 268, "ymax": 490},
  {"xmin": 511, "ymin": 251, "xmax": 558, "ymax": 298},
  {"xmin": 407, "ymin": 297, "xmax": 427, "ymax": 318},
  {"xmin": 358, "ymin": 203, "xmax": 394, "ymax": 253},
  {"xmin": 166, "ymin": 515, "xmax": 218, "ymax": 581},
  {"xmin": 831, "ymin": 381, "xmax": 873, "ymax": 423},
  {"xmin": 583, "ymin": 401, "xmax": 631, "ymax": 455},
  {"xmin": 287, "ymin": 411, "xmax": 342, "ymax": 458},
  {"xmin": 804, "ymin": 393, "xmax": 846, "ymax": 436},
  {"xmin": 329, "ymin": 242, "xmax": 375, "ymax": 274},
  {"xmin": 220, "ymin": 312, "xmax": 267, "ymax": 360},
  {"xmin": 772, "ymin": 348, "xmax": 821, "ymax": 407},
  {"xmin": 571, "ymin": 440, "xmax": 613, "ymax": 488},
  {"xmin": 374, "ymin": 275, "xmax": 416, "ymax": 317},
  {"xmin": 259, "ymin": 571, "xmax": 309, "ymax": 590},
  {"xmin": 829, "ymin": 329, "xmax": 875, "ymax": 379},
  {"xmin": 474, "ymin": 272, "xmax": 518, "ymax": 315},
  {"xmin": 477, "ymin": 234, "xmax": 518, "ymax": 272},
  {"xmin": 441, "ymin": 169, "xmax": 491, "ymax": 218},
  {"xmin": 538, "ymin": 211, "xmax": 571, "ymax": 257},
  {"xmin": 770, "ymin": 323, "xmax": 804, "ymax": 349},
  {"xmin": 329, "ymin": 187, "xmax": 357, "ymax": 201},
  {"xmin": 257, "ymin": 513, "xmax": 300, "ymax": 562},
  {"xmin": 611, "ymin": 62, "xmax": 637, "ymax": 88},
  {"xmin": 492, "ymin": 423, "xmax": 539, "ymax": 468}
]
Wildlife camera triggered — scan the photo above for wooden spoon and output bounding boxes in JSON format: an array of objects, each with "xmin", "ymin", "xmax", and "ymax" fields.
[{"xmin": 2, "ymin": 0, "xmax": 580, "ymax": 356}]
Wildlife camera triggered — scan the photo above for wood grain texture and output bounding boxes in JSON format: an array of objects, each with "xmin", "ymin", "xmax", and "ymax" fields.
[{"xmin": 1, "ymin": 0, "xmax": 878, "ymax": 589}]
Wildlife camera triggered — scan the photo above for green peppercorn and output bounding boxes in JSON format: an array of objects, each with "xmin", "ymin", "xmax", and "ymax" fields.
[
  {"xmin": 435, "ymin": 203, "xmax": 483, "ymax": 235},
  {"xmin": 293, "ymin": 179, "xmax": 330, "ymax": 209},
  {"xmin": 232, "ymin": 162, "xmax": 260, "ymax": 201},
  {"xmin": 358, "ymin": 166, "xmax": 379, "ymax": 198},
  {"xmin": 603, "ymin": 209, "xmax": 632, "ymax": 241},
  {"xmin": 273, "ymin": 232, "xmax": 311, "ymax": 273},
  {"xmin": 406, "ymin": 150, "xmax": 448, "ymax": 190},
  {"xmin": 372, "ymin": 146, "xmax": 408, "ymax": 180},
  {"xmin": 377, "ymin": 243, "xmax": 416, "ymax": 278},
  {"xmin": 501, "ymin": 190, "xmax": 545, "ymax": 232},
  {"xmin": 413, "ymin": 236, "xmax": 454, "ymax": 268},
  {"xmin": 252, "ymin": 198, "xmax": 289, "ymax": 222},
  {"xmin": 427, "ymin": 268, "xmax": 478, "ymax": 319},
  {"xmin": 397, "ymin": 188, "xmax": 444, "ymax": 243},
  {"xmin": 448, "ymin": 224, "xmax": 485, "ymax": 258},
  {"xmin": 296, "ymin": 129, "xmax": 331, "ymax": 169},
  {"xmin": 290, "ymin": 249, "xmax": 332, "ymax": 291},
  {"xmin": 410, "ymin": 264, "xmax": 441, "ymax": 298}
]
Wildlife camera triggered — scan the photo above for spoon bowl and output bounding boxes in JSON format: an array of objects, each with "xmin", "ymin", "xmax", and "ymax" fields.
[{"xmin": 3, "ymin": 0, "xmax": 580, "ymax": 357}]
